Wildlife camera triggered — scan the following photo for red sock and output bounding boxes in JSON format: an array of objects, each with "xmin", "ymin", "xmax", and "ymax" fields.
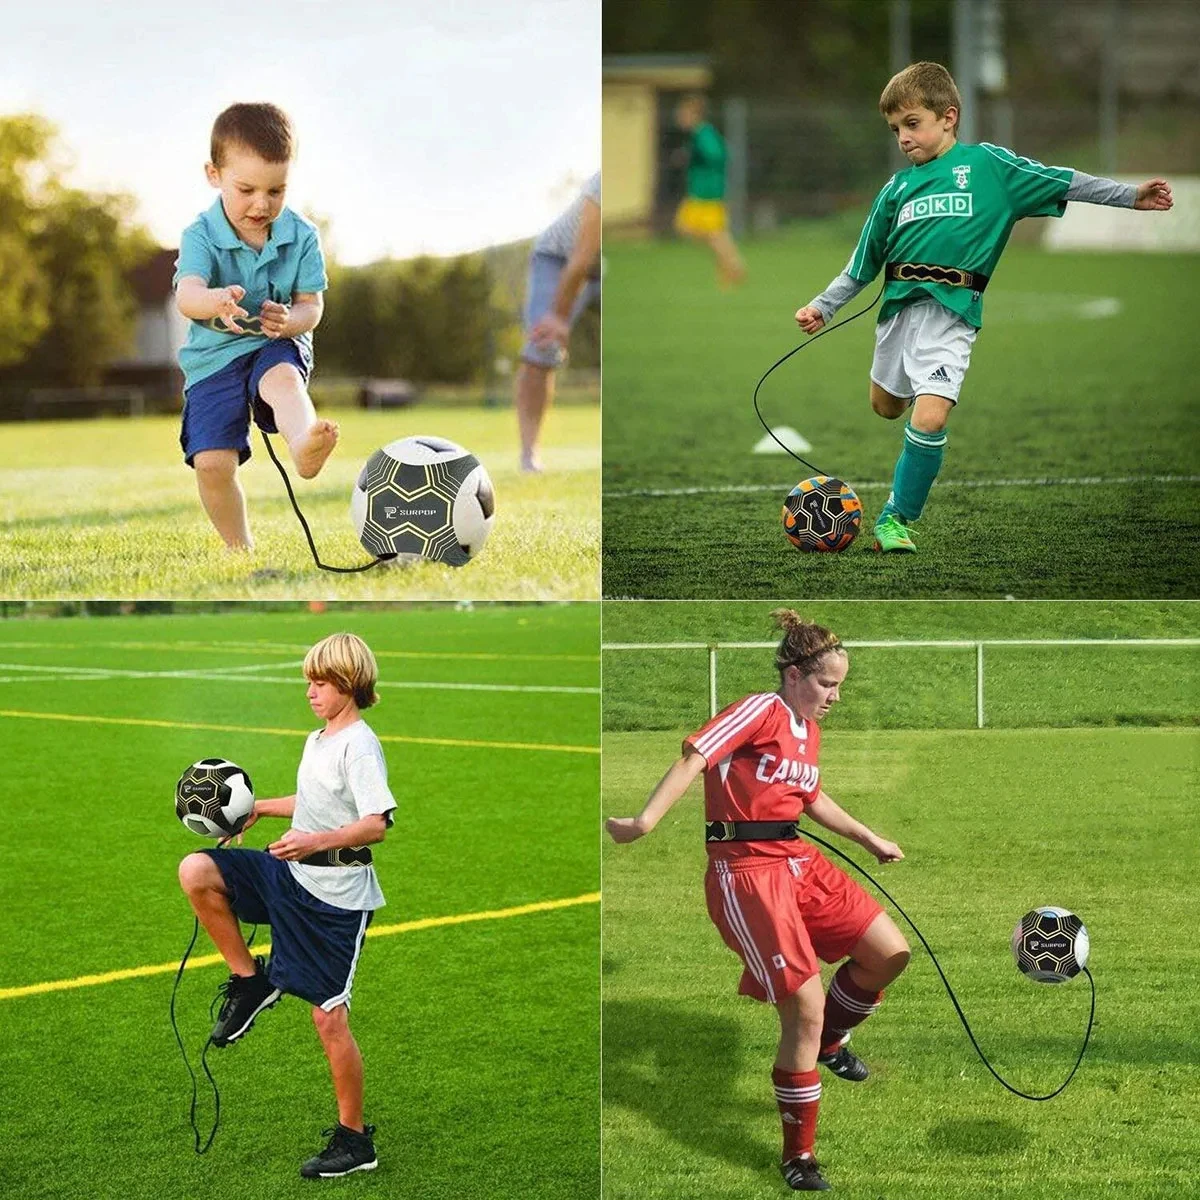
[
  {"xmin": 820, "ymin": 963, "xmax": 883, "ymax": 1058},
  {"xmin": 772, "ymin": 1066, "xmax": 821, "ymax": 1161}
]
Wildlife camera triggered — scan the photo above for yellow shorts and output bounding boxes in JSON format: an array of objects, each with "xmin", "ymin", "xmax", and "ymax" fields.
[{"xmin": 674, "ymin": 197, "xmax": 728, "ymax": 236}]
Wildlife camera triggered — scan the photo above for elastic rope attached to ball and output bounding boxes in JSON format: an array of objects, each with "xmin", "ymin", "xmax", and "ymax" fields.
[
  {"xmin": 803, "ymin": 829, "xmax": 1095, "ymax": 1101},
  {"xmin": 752, "ymin": 281, "xmax": 887, "ymax": 476},
  {"xmin": 170, "ymin": 918, "xmax": 260, "ymax": 1153},
  {"xmin": 259, "ymin": 430, "xmax": 384, "ymax": 573}
]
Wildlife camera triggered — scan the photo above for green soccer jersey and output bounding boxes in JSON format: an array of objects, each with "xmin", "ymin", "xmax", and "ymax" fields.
[
  {"xmin": 848, "ymin": 141, "xmax": 1072, "ymax": 328},
  {"xmin": 687, "ymin": 122, "xmax": 727, "ymax": 201}
]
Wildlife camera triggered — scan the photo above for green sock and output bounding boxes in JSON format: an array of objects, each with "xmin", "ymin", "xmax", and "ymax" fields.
[{"xmin": 880, "ymin": 424, "xmax": 946, "ymax": 523}]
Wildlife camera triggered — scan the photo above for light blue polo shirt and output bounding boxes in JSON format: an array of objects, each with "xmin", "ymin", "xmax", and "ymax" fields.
[{"xmin": 173, "ymin": 200, "xmax": 328, "ymax": 389}]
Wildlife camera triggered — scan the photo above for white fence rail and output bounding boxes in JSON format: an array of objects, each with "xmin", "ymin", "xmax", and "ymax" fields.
[{"xmin": 601, "ymin": 639, "xmax": 1200, "ymax": 729}]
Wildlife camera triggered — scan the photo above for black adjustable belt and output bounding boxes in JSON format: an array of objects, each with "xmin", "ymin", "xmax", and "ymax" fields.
[
  {"xmin": 885, "ymin": 261, "xmax": 989, "ymax": 292},
  {"xmin": 705, "ymin": 820, "xmax": 800, "ymax": 843},
  {"xmin": 298, "ymin": 846, "xmax": 373, "ymax": 868}
]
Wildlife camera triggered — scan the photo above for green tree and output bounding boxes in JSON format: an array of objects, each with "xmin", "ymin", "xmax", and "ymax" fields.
[
  {"xmin": 0, "ymin": 113, "xmax": 153, "ymax": 386},
  {"xmin": 21, "ymin": 186, "xmax": 155, "ymax": 385},
  {"xmin": 0, "ymin": 115, "xmax": 54, "ymax": 368}
]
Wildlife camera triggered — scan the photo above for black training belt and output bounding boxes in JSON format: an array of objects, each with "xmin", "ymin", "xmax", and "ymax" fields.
[
  {"xmin": 299, "ymin": 846, "xmax": 373, "ymax": 867},
  {"xmin": 705, "ymin": 820, "xmax": 800, "ymax": 843},
  {"xmin": 885, "ymin": 261, "xmax": 990, "ymax": 292}
]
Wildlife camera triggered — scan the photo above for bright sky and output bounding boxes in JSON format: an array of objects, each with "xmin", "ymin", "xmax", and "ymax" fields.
[{"xmin": 0, "ymin": 0, "xmax": 599, "ymax": 265}]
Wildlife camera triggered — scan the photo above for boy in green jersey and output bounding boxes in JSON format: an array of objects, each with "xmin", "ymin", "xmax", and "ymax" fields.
[
  {"xmin": 794, "ymin": 62, "xmax": 1173, "ymax": 553},
  {"xmin": 674, "ymin": 94, "xmax": 746, "ymax": 287}
]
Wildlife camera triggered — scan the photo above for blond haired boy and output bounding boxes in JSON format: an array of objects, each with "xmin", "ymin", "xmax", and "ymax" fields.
[
  {"xmin": 795, "ymin": 62, "xmax": 1173, "ymax": 553},
  {"xmin": 174, "ymin": 102, "xmax": 339, "ymax": 551},
  {"xmin": 177, "ymin": 633, "xmax": 395, "ymax": 1178}
]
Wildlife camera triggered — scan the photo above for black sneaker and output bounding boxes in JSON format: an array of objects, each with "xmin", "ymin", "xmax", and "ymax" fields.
[
  {"xmin": 781, "ymin": 1155, "xmax": 831, "ymax": 1191},
  {"xmin": 210, "ymin": 956, "xmax": 281, "ymax": 1047},
  {"xmin": 817, "ymin": 1035, "xmax": 869, "ymax": 1082},
  {"xmin": 300, "ymin": 1124, "xmax": 378, "ymax": 1179}
]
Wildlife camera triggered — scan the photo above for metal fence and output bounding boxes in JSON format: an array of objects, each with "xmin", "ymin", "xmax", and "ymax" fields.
[
  {"xmin": 652, "ymin": 94, "xmax": 1200, "ymax": 235},
  {"xmin": 602, "ymin": 638, "xmax": 1200, "ymax": 729}
]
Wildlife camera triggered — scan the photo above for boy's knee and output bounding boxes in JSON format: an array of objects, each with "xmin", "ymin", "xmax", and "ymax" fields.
[
  {"xmin": 178, "ymin": 852, "xmax": 218, "ymax": 892},
  {"xmin": 193, "ymin": 451, "xmax": 237, "ymax": 483},
  {"xmin": 910, "ymin": 412, "xmax": 948, "ymax": 434},
  {"xmin": 910, "ymin": 395, "xmax": 953, "ymax": 434},
  {"xmin": 870, "ymin": 387, "xmax": 908, "ymax": 420},
  {"xmin": 312, "ymin": 1003, "xmax": 349, "ymax": 1037},
  {"xmin": 258, "ymin": 362, "xmax": 304, "ymax": 392}
]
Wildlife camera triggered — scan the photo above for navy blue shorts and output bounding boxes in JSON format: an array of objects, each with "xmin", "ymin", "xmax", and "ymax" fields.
[
  {"xmin": 201, "ymin": 848, "xmax": 371, "ymax": 1010},
  {"xmin": 180, "ymin": 339, "xmax": 311, "ymax": 467}
]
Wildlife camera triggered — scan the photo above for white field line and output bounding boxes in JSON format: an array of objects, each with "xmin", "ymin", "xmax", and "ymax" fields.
[
  {"xmin": 606, "ymin": 473, "xmax": 1200, "ymax": 500},
  {"xmin": 0, "ymin": 639, "xmax": 599, "ymax": 663},
  {"xmin": 0, "ymin": 661, "xmax": 598, "ymax": 694}
]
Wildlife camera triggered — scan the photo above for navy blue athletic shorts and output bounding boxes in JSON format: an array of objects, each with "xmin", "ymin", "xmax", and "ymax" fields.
[
  {"xmin": 180, "ymin": 338, "xmax": 311, "ymax": 467},
  {"xmin": 201, "ymin": 847, "xmax": 371, "ymax": 1010}
]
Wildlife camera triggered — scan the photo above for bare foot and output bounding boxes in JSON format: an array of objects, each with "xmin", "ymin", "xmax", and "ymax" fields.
[
  {"xmin": 520, "ymin": 450, "xmax": 544, "ymax": 474},
  {"xmin": 291, "ymin": 420, "xmax": 339, "ymax": 479}
]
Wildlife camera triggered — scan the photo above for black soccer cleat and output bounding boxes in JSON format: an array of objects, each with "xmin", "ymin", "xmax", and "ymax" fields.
[
  {"xmin": 300, "ymin": 1123, "xmax": 378, "ymax": 1179},
  {"xmin": 781, "ymin": 1155, "xmax": 831, "ymax": 1191},
  {"xmin": 817, "ymin": 1036, "xmax": 869, "ymax": 1082},
  {"xmin": 210, "ymin": 956, "xmax": 281, "ymax": 1047}
]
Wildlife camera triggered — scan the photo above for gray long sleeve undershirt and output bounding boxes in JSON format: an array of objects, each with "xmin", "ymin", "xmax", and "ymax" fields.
[{"xmin": 806, "ymin": 169, "xmax": 1138, "ymax": 322}]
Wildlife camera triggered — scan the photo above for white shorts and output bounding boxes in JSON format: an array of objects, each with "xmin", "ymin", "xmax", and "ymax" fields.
[{"xmin": 870, "ymin": 299, "xmax": 978, "ymax": 404}]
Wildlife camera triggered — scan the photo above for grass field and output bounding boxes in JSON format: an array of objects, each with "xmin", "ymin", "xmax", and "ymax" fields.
[
  {"xmin": 601, "ymin": 221, "xmax": 1200, "ymax": 598},
  {"xmin": 0, "ymin": 604, "xmax": 599, "ymax": 1200},
  {"xmin": 0, "ymin": 401, "xmax": 599, "ymax": 600},
  {"xmin": 601, "ymin": 600, "xmax": 1200, "ymax": 732},
  {"xmin": 601, "ymin": 602, "xmax": 1200, "ymax": 1199}
]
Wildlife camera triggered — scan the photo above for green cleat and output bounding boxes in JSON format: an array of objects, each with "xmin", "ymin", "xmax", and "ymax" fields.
[{"xmin": 872, "ymin": 512, "xmax": 916, "ymax": 553}]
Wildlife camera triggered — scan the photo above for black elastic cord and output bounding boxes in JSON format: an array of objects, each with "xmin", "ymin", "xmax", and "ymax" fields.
[
  {"xmin": 258, "ymin": 429, "xmax": 384, "ymax": 574},
  {"xmin": 752, "ymin": 281, "xmax": 887, "ymax": 475},
  {"xmin": 804, "ymin": 830, "xmax": 1095, "ymax": 1101},
  {"xmin": 170, "ymin": 919, "xmax": 261, "ymax": 1153},
  {"xmin": 170, "ymin": 917, "xmax": 220, "ymax": 1153}
]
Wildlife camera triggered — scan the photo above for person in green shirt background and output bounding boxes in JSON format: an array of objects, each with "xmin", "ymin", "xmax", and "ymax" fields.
[{"xmin": 674, "ymin": 93, "xmax": 746, "ymax": 287}]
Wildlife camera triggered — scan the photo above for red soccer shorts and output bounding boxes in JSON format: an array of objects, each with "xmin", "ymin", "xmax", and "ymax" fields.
[{"xmin": 704, "ymin": 848, "xmax": 883, "ymax": 1004}]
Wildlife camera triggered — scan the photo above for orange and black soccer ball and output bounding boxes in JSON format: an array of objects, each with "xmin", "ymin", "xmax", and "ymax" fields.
[{"xmin": 781, "ymin": 476, "xmax": 862, "ymax": 552}]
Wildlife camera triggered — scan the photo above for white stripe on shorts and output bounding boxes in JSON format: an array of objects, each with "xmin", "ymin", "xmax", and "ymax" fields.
[
  {"xmin": 716, "ymin": 860, "xmax": 776, "ymax": 1004},
  {"xmin": 319, "ymin": 911, "xmax": 370, "ymax": 1012}
]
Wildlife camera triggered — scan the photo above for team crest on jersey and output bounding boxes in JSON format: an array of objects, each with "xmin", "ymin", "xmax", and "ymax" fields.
[{"xmin": 953, "ymin": 164, "xmax": 971, "ymax": 189}]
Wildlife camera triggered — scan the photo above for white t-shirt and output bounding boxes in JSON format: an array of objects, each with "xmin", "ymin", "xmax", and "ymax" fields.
[
  {"xmin": 533, "ymin": 172, "xmax": 601, "ymax": 258},
  {"xmin": 287, "ymin": 720, "xmax": 396, "ymax": 912}
]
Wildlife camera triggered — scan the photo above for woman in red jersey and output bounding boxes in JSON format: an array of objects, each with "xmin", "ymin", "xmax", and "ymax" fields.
[{"xmin": 606, "ymin": 610, "xmax": 910, "ymax": 1193}]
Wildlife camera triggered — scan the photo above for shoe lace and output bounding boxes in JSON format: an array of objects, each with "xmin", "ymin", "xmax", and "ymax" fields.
[
  {"xmin": 318, "ymin": 1126, "xmax": 351, "ymax": 1155},
  {"xmin": 211, "ymin": 972, "xmax": 248, "ymax": 1022},
  {"xmin": 879, "ymin": 513, "xmax": 918, "ymax": 542}
]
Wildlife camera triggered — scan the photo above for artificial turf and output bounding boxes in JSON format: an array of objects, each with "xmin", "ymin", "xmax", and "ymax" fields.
[{"xmin": 0, "ymin": 604, "xmax": 600, "ymax": 1199}]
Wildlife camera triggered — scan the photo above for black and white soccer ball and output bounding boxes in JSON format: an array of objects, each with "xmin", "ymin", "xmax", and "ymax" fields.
[
  {"xmin": 1011, "ymin": 906, "xmax": 1090, "ymax": 983},
  {"xmin": 350, "ymin": 435, "xmax": 495, "ymax": 567},
  {"xmin": 175, "ymin": 759, "xmax": 255, "ymax": 839}
]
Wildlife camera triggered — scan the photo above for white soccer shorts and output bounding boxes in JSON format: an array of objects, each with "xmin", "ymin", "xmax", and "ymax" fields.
[{"xmin": 870, "ymin": 298, "xmax": 978, "ymax": 404}]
